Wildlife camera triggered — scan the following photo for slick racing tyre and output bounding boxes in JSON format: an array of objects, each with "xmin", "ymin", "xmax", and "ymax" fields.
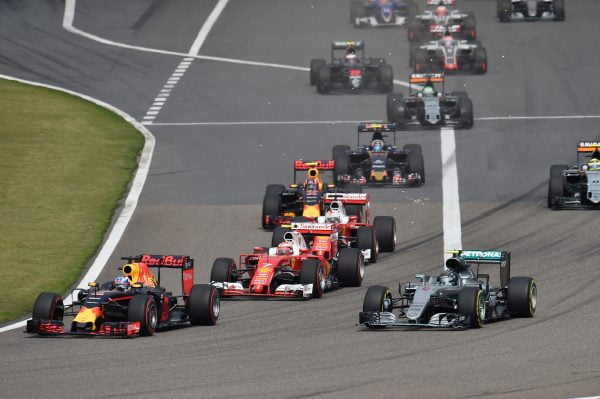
[
  {"xmin": 357, "ymin": 226, "xmax": 378, "ymax": 263},
  {"xmin": 458, "ymin": 287, "xmax": 485, "ymax": 328},
  {"xmin": 337, "ymin": 248, "xmax": 364, "ymax": 287},
  {"xmin": 188, "ymin": 284, "xmax": 220, "ymax": 325},
  {"xmin": 128, "ymin": 295, "xmax": 158, "ymax": 336},
  {"xmin": 265, "ymin": 184, "xmax": 285, "ymax": 196},
  {"xmin": 497, "ymin": 0, "xmax": 512, "ymax": 22},
  {"xmin": 547, "ymin": 164, "xmax": 568, "ymax": 208},
  {"xmin": 317, "ymin": 66, "xmax": 331, "ymax": 94},
  {"xmin": 299, "ymin": 259, "xmax": 325, "ymax": 298},
  {"xmin": 362, "ymin": 285, "xmax": 393, "ymax": 329},
  {"xmin": 386, "ymin": 93, "xmax": 407, "ymax": 128},
  {"xmin": 407, "ymin": 18, "xmax": 421, "ymax": 41},
  {"xmin": 378, "ymin": 64, "xmax": 394, "ymax": 93},
  {"xmin": 507, "ymin": 277, "xmax": 537, "ymax": 317},
  {"xmin": 262, "ymin": 193, "xmax": 281, "ymax": 229},
  {"xmin": 553, "ymin": 0, "xmax": 565, "ymax": 21},
  {"xmin": 32, "ymin": 292, "xmax": 64, "ymax": 321},
  {"xmin": 463, "ymin": 13, "xmax": 477, "ymax": 39},
  {"xmin": 459, "ymin": 98, "xmax": 474, "ymax": 129},
  {"xmin": 373, "ymin": 216, "xmax": 396, "ymax": 252},
  {"xmin": 409, "ymin": 42, "xmax": 419, "ymax": 67},
  {"xmin": 407, "ymin": 150, "xmax": 425, "ymax": 184},
  {"xmin": 310, "ymin": 59, "xmax": 326, "ymax": 86},
  {"xmin": 350, "ymin": 0, "xmax": 366, "ymax": 27},
  {"xmin": 211, "ymin": 257, "xmax": 237, "ymax": 283},
  {"xmin": 403, "ymin": 143, "xmax": 422, "ymax": 156},
  {"xmin": 333, "ymin": 145, "xmax": 351, "ymax": 185},
  {"xmin": 473, "ymin": 48, "xmax": 487, "ymax": 74}
]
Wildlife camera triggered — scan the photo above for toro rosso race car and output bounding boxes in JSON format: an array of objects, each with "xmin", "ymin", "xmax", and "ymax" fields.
[
  {"xmin": 359, "ymin": 250, "xmax": 537, "ymax": 329},
  {"xmin": 333, "ymin": 122, "xmax": 424, "ymax": 187},
  {"xmin": 408, "ymin": 4, "xmax": 476, "ymax": 42},
  {"xmin": 310, "ymin": 41, "xmax": 394, "ymax": 94},
  {"xmin": 548, "ymin": 141, "xmax": 600, "ymax": 209},
  {"xmin": 409, "ymin": 33, "xmax": 487, "ymax": 74},
  {"xmin": 386, "ymin": 73, "xmax": 473, "ymax": 129},
  {"xmin": 210, "ymin": 226, "xmax": 365, "ymax": 299},
  {"xmin": 349, "ymin": 0, "xmax": 418, "ymax": 28},
  {"xmin": 26, "ymin": 255, "xmax": 220, "ymax": 337},
  {"xmin": 497, "ymin": 0, "xmax": 565, "ymax": 22}
]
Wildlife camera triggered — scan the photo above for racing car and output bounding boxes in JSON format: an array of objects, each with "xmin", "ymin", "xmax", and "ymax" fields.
[
  {"xmin": 359, "ymin": 250, "xmax": 537, "ymax": 329},
  {"xmin": 309, "ymin": 41, "xmax": 394, "ymax": 94},
  {"xmin": 548, "ymin": 141, "xmax": 600, "ymax": 209},
  {"xmin": 26, "ymin": 255, "xmax": 220, "ymax": 337},
  {"xmin": 349, "ymin": 0, "xmax": 418, "ymax": 28},
  {"xmin": 410, "ymin": 33, "xmax": 487, "ymax": 74},
  {"xmin": 210, "ymin": 227, "xmax": 365, "ymax": 299},
  {"xmin": 333, "ymin": 122, "xmax": 425, "ymax": 186},
  {"xmin": 262, "ymin": 159, "xmax": 364, "ymax": 229},
  {"xmin": 407, "ymin": 4, "xmax": 476, "ymax": 42},
  {"xmin": 386, "ymin": 73, "xmax": 473, "ymax": 129},
  {"xmin": 497, "ymin": 0, "xmax": 565, "ymax": 22}
]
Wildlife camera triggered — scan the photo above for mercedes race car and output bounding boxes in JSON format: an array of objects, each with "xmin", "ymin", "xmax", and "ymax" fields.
[
  {"xmin": 26, "ymin": 255, "xmax": 220, "ymax": 337},
  {"xmin": 386, "ymin": 73, "xmax": 473, "ymax": 129},
  {"xmin": 497, "ymin": 0, "xmax": 565, "ymax": 22},
  {"xmin": 408, "ymin": 4, "xmax": 476, "ymax": 42},
  {"xmin": 349, "ymin": 0, "xmax": 418, "ymax": 28},
  {"xmin": 210, "ymin": 227, "xmax": 365, "ymax": 299},
  {"xmin": 310, "ymin": 41, "xmax": 394, "ymax": 94},
  {"xmin": 410, "ymin": 34, "xmax": 487, "ymax": 74},
  {"xmin": 333, "ymin": 122, "xmax": 425, "ymax": 187},
  {"xmin": 359, "ymin": 250, "xmax": 537, "ymax": 329},
  {"xmin": 548, "ymin": 141, "xmax": 600, "ymax": 209}
]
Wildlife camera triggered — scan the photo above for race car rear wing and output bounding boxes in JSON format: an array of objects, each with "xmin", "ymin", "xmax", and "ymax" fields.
[
  {"xmin": 409, "ymin": 73, "xmax": 445, "ymax": 93},
  {"xmin": 121, "ymin": 254, "xmax": 194, "ymax": 296},
  {"xmin": 290, "ymin": 222, "xmax": 336, "ymax": 235},
  {"xmin": 446, "ymin": 249, "xmax": 511, "ymax": 288},
  {"xmin": 332, "ymin": 40, "xmax": 364, "ymax": 50},
  {"xmin": 426, "ymin": 0, "xmax": 455, "ymax": 6},
  {"xmin": 293, "ymin": 159, "xmax": 335, "ymax": 183},
  {"xmin": 357, "ymin": 122, "xmax": 397, "ymax": 145},
  {"xmin": 324, "ymin": 192, "xmax": 369, "ymax": 205},
  {"xmin": 576, "ymin": 141, "xmax": 600, "ymax": 164}
]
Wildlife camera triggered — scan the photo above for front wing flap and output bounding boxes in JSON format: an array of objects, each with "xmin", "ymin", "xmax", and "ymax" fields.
[{"xmin": 26, "ymin": 319, "xmax": 141, "ymax": 337}]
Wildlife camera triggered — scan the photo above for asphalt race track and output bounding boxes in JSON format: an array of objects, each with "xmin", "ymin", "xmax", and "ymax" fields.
[{"xmin": 1, "ymin": 0, "xmax": 600, "ymax": 398}]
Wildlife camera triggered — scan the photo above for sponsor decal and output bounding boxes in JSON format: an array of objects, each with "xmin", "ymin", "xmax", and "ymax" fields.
[{"xmin": 461, "ymin": 250, "xmax": 502, "ymax": 260}]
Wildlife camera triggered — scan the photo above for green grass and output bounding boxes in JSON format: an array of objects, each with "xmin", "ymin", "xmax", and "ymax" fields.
[{"xmin": 0, "ymin": 79, "xmax": 144, "ymax": 322}]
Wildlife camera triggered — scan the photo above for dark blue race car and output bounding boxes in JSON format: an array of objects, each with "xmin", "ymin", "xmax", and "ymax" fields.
[{"xmin": 350, "ymin": 0, "xmax": 418, "ymax": 28}]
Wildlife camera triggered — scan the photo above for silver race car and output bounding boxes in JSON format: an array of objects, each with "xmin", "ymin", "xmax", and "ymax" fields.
[
  {"xmin": 497, "ymin": 0, "xmax": 565, "ymax": 22},
  {"xmin": 548, "ymin": 141, "xmax": 600, "ymax": 209},
  {"xmin": 359, "ymin": 250, "xmax": 537, "ymax": 329}
]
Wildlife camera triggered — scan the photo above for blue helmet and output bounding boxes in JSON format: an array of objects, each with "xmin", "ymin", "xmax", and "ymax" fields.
[{"xmin": 114, "ymin": 276, "xmax": 130, "ymax": 291}]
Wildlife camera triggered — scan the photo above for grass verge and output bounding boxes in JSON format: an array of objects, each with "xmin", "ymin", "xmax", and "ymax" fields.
[{"xmin": 0, "ymin": 79, "xmax": 144, "ymax": 322}]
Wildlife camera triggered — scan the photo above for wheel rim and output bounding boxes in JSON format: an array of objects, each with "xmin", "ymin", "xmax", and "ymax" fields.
[
  {"xmin": 392, "ymin": 226, "xmax": 397, "ymax": 248},
  {"xmin": 477, "ymin": 292, "xmax": 485, "ymax": 324},
  {"xmin": 318, "ymin": 267, "xmax": 326, "ymax": 292},
  {"xmin": 529, "ymin": 282, "xmax": 537, "ymax": 313},
  {"xmin": 148, "ymin": 303, "xmax": 157, "ymax": 330},
  {"xmin": 358, "ymin": 256, "xmax": 365, "ymax": 279},
  {"xmin": 212, "ymin": 291, "xmax": 221, "ymax": 318}
]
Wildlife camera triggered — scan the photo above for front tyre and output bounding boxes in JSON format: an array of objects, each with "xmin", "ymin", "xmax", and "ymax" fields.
[
  {"xmin": 188, "ymin": 284, "xmax": 220, "ymax": 325},
  {"xmin": 458, "ymin": 287, "xmax": 484, "ymax": 328},
  {"xmin": 32, "ymin": 292, "xmax": 64, "ymax": 321},
  {"xmin": 357, "ymin": 226, "xmax": 378, "ymax": 263},
  {"xmin": 128, "ymin": 295, "xmax": 158, "ymax": 336},
  {"xmin": 548, "ymin": 164, "xmax": 567, "ymax": 208},
  {"xmin": 299, "ymin": 259, "xmax": 325, "ymax": 298}
]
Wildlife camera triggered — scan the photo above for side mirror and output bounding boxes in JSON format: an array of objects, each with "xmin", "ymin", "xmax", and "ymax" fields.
[
  {"xmin": 132, "ymin": 283, "xmax": 144, "ymax": 288},
  {"xmin": 415, "ymin": 274, "xmax": 425, "ymax": 281},
  {"xmin": 88, "ymin": 282, "xmax": 98, "ymax": 287},
  {"xmin": 290, "ymin": 184, "xmax": 298, "ymax": 189},
  {"xmin": 327, "ymin": 184, "xmax": 335, "ymax": 189}
]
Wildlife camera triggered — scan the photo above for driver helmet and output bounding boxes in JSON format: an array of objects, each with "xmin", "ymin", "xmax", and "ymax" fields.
[
  {"xmin": 114, "ymin": 276, "xmax": 130, "ymax": 291},
  {"xmin": 435, "ymin": 6, "xmax": 448, "ymax": 17},
  {"xmin": 439, "ymin": 272, "xmax": 455, "ymax": 286},
  {"xmin": 589, "ymin": 158, "xmax": 600, "ymax": 171},
  {"xmin": 326, "ymin": 202, "xmax": 342, "ymax": 222},
  {"xmin": 345, "ymin": 48, "xmax": 358, "ymax": 64},
  {"xmin": 305, "ymin": 178, "xmax": 318, "ymax": 191},
  {"xmin": 422, "ymin": 85, "xmax": 435, "ymax": 96},
  {"xmin": 372, "ymin": 139, "xmax": 384, "ymax": 152},
  {"xmin": 276, "ymin": 242, "xmax": 294, "ymax": 256}
]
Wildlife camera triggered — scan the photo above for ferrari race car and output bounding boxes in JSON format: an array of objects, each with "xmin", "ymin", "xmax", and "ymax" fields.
[
  {"xmin": 333, "ymin": 122, "xmax": 425, "ymax": 187},
  {"xmin": 386, "ymin": 73, "xmax": 473, "ymax": 129},
  {"xmin": 210, "ymin": 226, "xmax": 366, "ymax": 299},
  {"xmin": 409, "ymin": 34, "xmax": 487, "ymax": 74},
  {"xmin": 408, "ymin": 4, "xmax": 476, "ymax": 42},
  {"xmin": 359, "ymin": 250, "xmax": 537, "ymax": 329},
  {"xmin": 262, "ymin": 159, "xmax": 365, "ymax": 229},
  {"xmin": 309, "ymin": 41, "xmax": 394, "ymax": 94},
  {"xmin": 497, "ymin": 0, "xmax": 565, "ymax": 22},
  {"xmin": 548, "ymin": 141, "xmax": 600, "ymax": 209},
  {"xmin": 349, "ymin": 0, "xmax": 418, "ymax": 28},
  {"xmin": 26, "ymin": 255, "xmax": 220, "ymax": 337}
]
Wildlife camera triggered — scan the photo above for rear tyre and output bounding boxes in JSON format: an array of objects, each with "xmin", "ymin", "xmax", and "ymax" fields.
[
  {"xmin": 507, "ymin": 277, "xmax": 537, "ymax": 317},
  {"xmin": 459, "ymin": 98, "xmax": 474, "ymax": 129},
  {"xmin": 128, "ymin": 295, "xmax": 158, "ymax": 336},
  {"xmin": 32, "ymin": 292, "xmax": 64, "ymax": 321},
  {"xmin": 271, "ymin": 226, "xmax": 290, "ymax": 247},
  {"xmin": 299, "ymin": 259, "xmax": 325, "ymax": 298},
  {"xmin": 407, "ymin": 151, "xmax": 425, "ymax": 183},
  {"xmin": 262, "ymin": 193, "xmax": 281, "ymax": 229},
  {"xmin": 337, "ymin": 248, "xmax": 364, "ymax": 287},
  {"xmin": 357, "ymin": 226, "xmax": 378, "ymax": 263},
  {"xmin": 553, "ymin": 0, "xmax": 565, "ymax": 21},
  {"xmin": 548, "ymin": 164, "xmax": 567, "ymax": 208},
  {"xmin": 407, "ymin": 18, "xmax": 421, "ymax": 41},
  {"xmin": 373, "ymin": 216, "xmax": 396, "ymax": 252},
  {"xmin": 378, "ymin": 64, "xmax": 394, "ymax": 93},
  {"xmin": 386, "ymin": 94, "xmax": 407, "ymax": 128},
  {"xmin": 317, "ymin": 66, "xmax": 331, "ymax": 94},
  {"xmin": 310, "ymin": 59, "xmax": 326, "ymax": 85},
  {"xmin": 188, "ymin": 284, "xmax": 220, "ymax": 325},
  {"xmin": 458, "ymin": 287, "xmax": 484, "ymax": 328},
  {"xmin": 403, "ymin": 143, "xmax": 422, "ymax": 156},
  {"xmin": 497, "ymin": 0, "xmax": 512, "ymax": 22},
  {"xmin": 210, "ymin": 257, "xmax": 236, "ymax": 283}
]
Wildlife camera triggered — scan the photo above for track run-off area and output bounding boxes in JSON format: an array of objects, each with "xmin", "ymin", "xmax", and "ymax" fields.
[{"xmin": 1, "ymin": 0, "xmax": 600, "ymax": 398}]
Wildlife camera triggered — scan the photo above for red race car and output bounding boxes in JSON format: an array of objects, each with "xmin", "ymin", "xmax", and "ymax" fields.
[
  {"xmin": 26, "ymin": 255, "xmax": 220, "ymax": 337},
  {"xmin": 210, "ymin": 228, "xmax": 365, "ymax": 299}
]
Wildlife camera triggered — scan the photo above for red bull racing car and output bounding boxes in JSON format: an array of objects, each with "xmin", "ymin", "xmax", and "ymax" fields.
[{"xmin": 25, "ymin": 255, "xmax": 220, "ymax": 337}]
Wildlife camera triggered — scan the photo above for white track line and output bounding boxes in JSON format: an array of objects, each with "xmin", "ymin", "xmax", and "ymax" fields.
[
  {"xmin": 0, "ymin": 74, "xmax": 155, "ymax": 333},
  {"xmin": 441, "ymin": 127, "xmax": 462, "ymax": 260},
  {"xmin": 476, "ymin": 115, "xmax": 600, "ymax": 121}
]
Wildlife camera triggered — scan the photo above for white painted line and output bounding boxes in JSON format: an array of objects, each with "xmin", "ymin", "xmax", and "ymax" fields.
[
  {"xmin": 188, "ymin": 0, "xmax": 230, "ymax": 55},
  {"xmin": 149, "ymin": 107, "xmax": 162, "ymax": 111},
  {"xmin": 569, "ymin": 396, "xmax": 600, "ymax": 399},
  {"xmin": 0, "ymin": 74, "xmax": 155, "ymax": 333},
  {"xmin": 183, "ymin": 57, "xmax": 195, "ymax": 62},
  {"xmin": 164, "ymin": 85, "xmax": 175, "ymax": 88},
  {"xmin": 160, "ymin": 89, "xmax": 172, "ymax": 93},
  {"xmin": 143, "ymin": 116, "xmax": 156, "ymax": 120},
  {"xmin": 142, "ymin": 121, "xmax": 153, "ymax": 126},
  {"xmin": 476, "ymin": 115, "xmax": 600, "ymax": 121},
  {"xmin": 146, "ymin": 111, "xmax": 160, "ymax": 115},
  {"xmin": 441, "ymin": 127, "xmax": 462, "ymax": 260},
  {"xmin": 171, "ymin": 73, "xmax": 184, "ymax": 77},
  {"xmin": 154, "ymin": 98, "xmax": 167, "ymax": 103},
  {"xmin": 149, "ymin": 120, "xmax": 384, "ymax": 126},
  {"xmin": 157, "ymin": 93, "xmax": 169, "ymax": 98}
]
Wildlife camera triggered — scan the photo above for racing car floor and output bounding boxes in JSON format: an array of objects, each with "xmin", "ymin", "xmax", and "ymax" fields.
[{"xmin": 0, "ymin": 0, "xmax": 599, "ymax": 398}]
